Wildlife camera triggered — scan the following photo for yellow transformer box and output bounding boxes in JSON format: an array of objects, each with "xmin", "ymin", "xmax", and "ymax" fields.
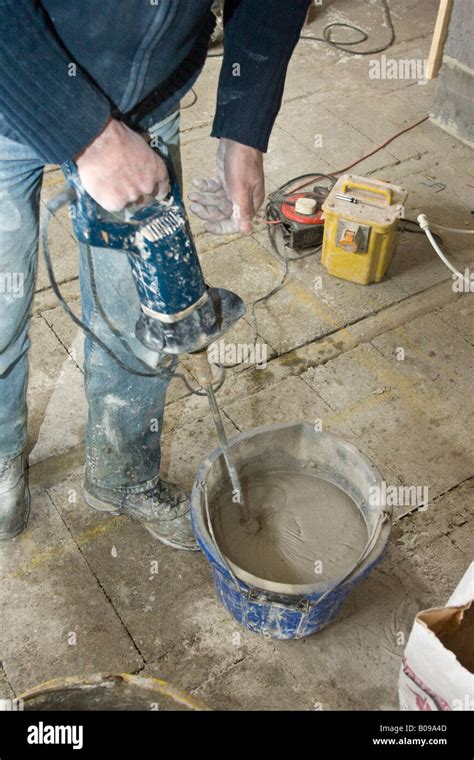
[{"xmin": 321, "ymin": 174, "xmax": 407, "ymax": 285}]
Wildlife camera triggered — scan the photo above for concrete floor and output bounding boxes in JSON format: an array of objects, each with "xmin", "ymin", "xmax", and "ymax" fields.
[{"xmin": 1, "ymin": 0, "xmax": 473, "ymax": 710}]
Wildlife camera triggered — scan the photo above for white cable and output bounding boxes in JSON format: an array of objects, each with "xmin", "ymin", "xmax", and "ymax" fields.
[
  {"xmin": 417, "ymin": 214, "xmax": 471, "ymax": 288},
  {"xmin": 427, "ymin": 222, "xmax": 474, "ymax": 234}
]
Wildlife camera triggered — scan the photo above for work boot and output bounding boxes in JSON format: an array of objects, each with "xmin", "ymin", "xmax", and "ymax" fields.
[
  {"xmin": 84, "ymin": 479, "xmax": 199, "ymax": 551},
  {"xmin": 0, "ymin": 453, "xmax": 30, "ymax": 540}
]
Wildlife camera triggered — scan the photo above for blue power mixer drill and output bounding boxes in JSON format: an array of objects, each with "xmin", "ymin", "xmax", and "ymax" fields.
[
  {"xmin": 43, "ymin": 140, "xmax": 257, "ymax": 529},
  {"xmin": 61, "ymin": 146, "xmax": 245, "ymax": 356}
]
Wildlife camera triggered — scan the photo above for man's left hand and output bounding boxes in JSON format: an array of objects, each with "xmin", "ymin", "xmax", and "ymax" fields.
[{"xmin": 188, "ymin": 138, "xmax": 265, "ymax": 235}]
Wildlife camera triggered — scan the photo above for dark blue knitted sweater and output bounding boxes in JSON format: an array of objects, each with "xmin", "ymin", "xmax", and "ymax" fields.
[{"xmin": 0, "ymin": 0, "xmax": 309, "ymax": 162}]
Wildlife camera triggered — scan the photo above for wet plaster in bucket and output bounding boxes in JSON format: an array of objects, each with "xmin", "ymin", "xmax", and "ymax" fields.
[{"xmin": 212, "ymin": 469, "xmax": 369, "ymax": 586}]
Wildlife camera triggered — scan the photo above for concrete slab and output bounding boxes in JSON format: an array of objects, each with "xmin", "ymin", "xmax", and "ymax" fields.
[
  {"xmin": 160, "ymin": 412, "xmax": 239, "ymax": 489},
  {"xmin": 206, "ymin": 315, "xmax": 277, "ymax": 374},
  {"xmin": 163, "ymin": 360, "xmax": 290, "ymax": 443},
  {"xmin": 264, "ymin": 121, "xmax": 397, "ymax": 190},
  {"xmin": 395, "ymin": 477, "xmax": 474, "ymax": 555},
  {"xmin": 199, "ymin": 234, "xmax": 280, "ymax": 305},
  {"xmin": 0, "ymin": 668, "xmax": 15, "ymax": 700},
  {"xmin": 370, "ymin": 308, "xmax": 474, "ymax": 400},
  {"xmin": 197, "ymin": 232, "xmax": 334, "ymax": 356},
  {"xmin": 371, "ymin": 151, "xmax": 474, "ymax": 250},
  {"xmin": 0, "ymin": 489, "xmax": 142, "ymax": 694},
  {"xmin": 285, "ymin": 3, "xmax": 439, "ymax": 106},
  {"xmin": 46, "ymin": 471, "xmax": 211, "ymax": 664},
  {"xmin": 437, "ymin": 296, "xmax": 474, "ymax": 345},
  {"xmin": 36, "ymin": 206, "xmax": 78, "ymax": 294},
  {"xmin": 224, "ymin": 375, "xmax": 331, "ymax": 431},
  {"xmin": 274, "ymin": 94, "xmax": 401, "ymax": 178},
  {"xmin": 386, "ymin": 228, "xmax": 452, "ymax": 296},
  {"xmin": 248, "ymin": 232, "xmax": 408, "ymax": 353},
  {"xmin": 322, "ymin": 78, "xmax": 437, "ymax": 165},
  {"xmin": 32, "ymin": 278, "xmax": 81, "ymax": 316},
  {"xmin": 330, "ymin": 387, "xmax": 474, "ymax": 504},
  {"xmin": 27, "ymin": 316, "xmax": 86, "ymax": 464},
  {"xmin": 448, "ymin": 515, "xmax": 474, "ymax": 559},
  {"xmin": 407, "ymin": 534, "xmax": 472, "ymax": 601},
  {"xmin": 301, "ymin": 343, "xmax": 388, "ymax": 411}
]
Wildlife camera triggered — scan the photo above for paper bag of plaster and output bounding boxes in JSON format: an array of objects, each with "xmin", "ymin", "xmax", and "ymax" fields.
[{"xmin": 399, "ymin": 562, "xmax": 474, "ymax": 711}]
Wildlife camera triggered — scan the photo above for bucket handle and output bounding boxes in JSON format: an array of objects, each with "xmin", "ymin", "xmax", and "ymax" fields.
[
  {"xmin": 202, "ymin": 483, "xmax": 247, "ymax": 594},
  {"xmin": 246, "ymin": 588, "xmax": 311, "ymax": 614}
]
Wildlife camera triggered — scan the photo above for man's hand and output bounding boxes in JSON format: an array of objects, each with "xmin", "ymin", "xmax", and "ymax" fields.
[
  {"xmin": 75, "ymin": 119, "xmax": 169, "ymax": 212},
  {"xmin": 188, "ymin": 138, "xmax": 265, "ymax": 234}
]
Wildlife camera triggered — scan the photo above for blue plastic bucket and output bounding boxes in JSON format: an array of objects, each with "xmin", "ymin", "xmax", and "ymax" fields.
[{"xmin": 191, "ymin": 421, "xmax": 391, "ymax": 640}]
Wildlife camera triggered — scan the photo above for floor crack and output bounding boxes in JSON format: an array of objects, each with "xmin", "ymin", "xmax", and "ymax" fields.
[
  {"xmin": 189, "ymin": 655, "xmax": 246, "ymax": 696},
  {"xmin": 45, "ymin": 491, "xmax": 147, "ymax": 669},
  {"xmin": 39, "ymin": 313, "xmax": 83, "ymax": 374},
  {"xmin": 0, "ymin": 661, "xmax": 17, "ymax": 699},
  {"xmin": 35, "ymin": 275, "xmax": 79, "ymax": 296}
]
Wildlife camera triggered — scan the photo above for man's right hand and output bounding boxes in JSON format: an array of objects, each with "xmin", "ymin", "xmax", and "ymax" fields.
[{"xmin": 75, "ymin": 119, "xmax": 169, "ymax": 212}]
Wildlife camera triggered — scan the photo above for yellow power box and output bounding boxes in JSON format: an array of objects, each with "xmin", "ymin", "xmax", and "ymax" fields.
[{"xmin": 321, "ymin": 174, "xmax": 407, "ymax": 285}]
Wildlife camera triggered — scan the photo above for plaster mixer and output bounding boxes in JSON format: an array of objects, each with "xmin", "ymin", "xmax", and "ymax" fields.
[{"xmin": 42, "ymin": 139, "xmax": 259, "ymax": 533}]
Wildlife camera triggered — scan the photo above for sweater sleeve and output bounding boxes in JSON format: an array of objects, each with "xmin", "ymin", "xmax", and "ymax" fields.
[
  {"xmin": 211, "ymin": 0, "xmax": 310, "ymax": 152},
  {"xmin": 0, "ymin": 0, "xmax": 111, "ymax": 163}
]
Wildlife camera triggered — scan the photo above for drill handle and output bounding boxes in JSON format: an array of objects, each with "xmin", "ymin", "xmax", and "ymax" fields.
[
  {"xmin": 191, "ymin": 350, "xmax": 215, "ymax": 387},
  {"xmin": 62, "ymin": 136, "xmax": 182, "ymax": 249}
]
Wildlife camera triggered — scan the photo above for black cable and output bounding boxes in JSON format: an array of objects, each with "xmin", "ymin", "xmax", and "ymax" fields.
[
  {"xmin": 85, "ymin": 243, "xmax": 178, "ymax": 376},
  {"xmin": 218, "ymin": 175, "xmax": 332, "ymax": 366},
  {"xmin": 399, "ymin": 217, "xmax": 445, "ymax": 246},
  {"xmin": 180, "ymin": 88, "xmax": 198, "ymax": 110},
  {"xmin": 268, "ymin": 173, "xmax": 336, "ymax": 209},
  {"xmin": 42, "ymin": 191, "xmax": 228, "ymax": 395},
  {"xmin": 42, "ymin": 200, "xmax": 171, "ymax": 378},
  {"xmin": 300, "ymin": 0, "xmax": 395, "ymax": 56},
  {"xmin": 175, "ymin": 363, "xmax": 226, "ymax": 396},
  {"xmin": 207, "ymin": 0, "xmax": 395, "ymax": 64},
  {"xmin": 85, "ymin": 242, "xmax": 226, "ymax": 392},
  {"xmin": 273, "ymin": 172, "xmax": 337, "ymax": 192}
]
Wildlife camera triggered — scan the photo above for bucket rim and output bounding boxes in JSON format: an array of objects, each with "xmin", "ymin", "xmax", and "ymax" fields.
[
  {"xmin": 17, "ymin": 673, "xmax": 212, "ymax": 711},
  {"xmin": 191, "ymin": 420, "xmax": 391, "ymax": 597}
]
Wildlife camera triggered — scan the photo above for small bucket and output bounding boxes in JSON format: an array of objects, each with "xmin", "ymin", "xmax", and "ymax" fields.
[{"xmin": 191, "ymin": 421, "xmax": 391, "ymax": 640}]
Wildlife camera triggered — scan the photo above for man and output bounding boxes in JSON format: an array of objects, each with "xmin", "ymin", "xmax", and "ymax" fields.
[{"xmin": 0, "ymin": 0, "xmax": 310, "ymax": 547}]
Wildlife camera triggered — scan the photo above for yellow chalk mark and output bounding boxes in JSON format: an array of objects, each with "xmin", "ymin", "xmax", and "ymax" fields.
[
  {"xmin": 355, "ymin": 344, "xmax": 447, "ymax": 419},
  {"xmin": 1, "ymin": 515, "xmax": 124, "ymax": 582},
  {"xmin": 325, "ymin": 388, "xmax": 397, "ymax": 428},
  {"xmin": 249, "ymin": 239, "xmax": 344, "ymax": 329}
]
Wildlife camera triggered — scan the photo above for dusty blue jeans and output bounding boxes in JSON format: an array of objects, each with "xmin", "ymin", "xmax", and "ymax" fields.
[{"xmin": 0, "ymin": 110, "xmax": 181, "ymax": 492}]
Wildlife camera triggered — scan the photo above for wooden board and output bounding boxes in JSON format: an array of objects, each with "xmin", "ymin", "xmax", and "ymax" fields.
[{"xmin": 427, "ymin": 0, "xmax": 454, "ymax": 80}]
